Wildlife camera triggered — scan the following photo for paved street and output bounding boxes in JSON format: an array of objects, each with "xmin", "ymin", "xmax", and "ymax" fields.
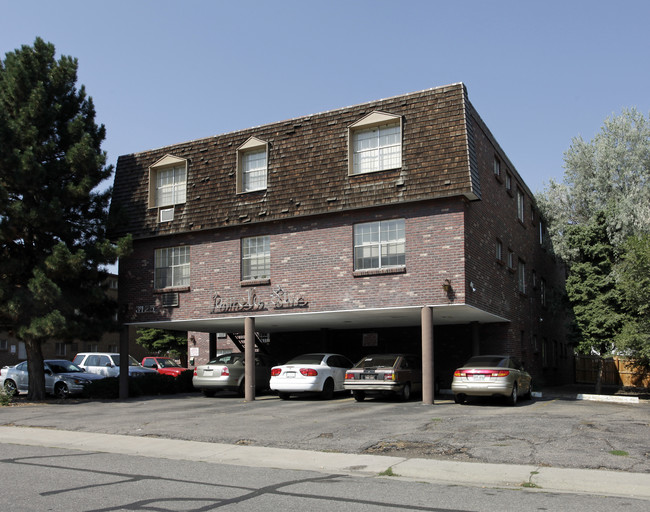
[{"xmin": 3, "ymin": 441, "xmax": 648, "ymax": 512}]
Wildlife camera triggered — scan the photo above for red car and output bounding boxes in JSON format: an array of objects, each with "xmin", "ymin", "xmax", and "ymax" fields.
[{"xmin": 141, "ymin": 357, "xmax": 190, "ymax": 377}]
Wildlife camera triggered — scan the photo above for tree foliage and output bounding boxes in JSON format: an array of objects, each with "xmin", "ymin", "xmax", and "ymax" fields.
[
  {"xmin": 538, "ymin": 108, "xmax": 650, "ymax": 261},
  {"xmin": 0, "ymin": 38, "xmax": 131, "ymax": 399},
  {"xmin": 136, "ymin": 329, "xmax": 189, "ymax": 367},
  {"xmin": 615, "ymin": 235, "xmax": 650, "ymax": 367},
  {"xmin": 539, "ymin": 109, "xmax": 650, "ymax": 382}
]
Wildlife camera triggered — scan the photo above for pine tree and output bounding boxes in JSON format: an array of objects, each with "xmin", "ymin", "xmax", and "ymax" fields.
[
  {"xmin": 0, "ymin": 38, "xmax": 131, "ymax": 400},
  {"xmin": 136, "ymin": 329, "xmax": 189, "ymax": 367}
]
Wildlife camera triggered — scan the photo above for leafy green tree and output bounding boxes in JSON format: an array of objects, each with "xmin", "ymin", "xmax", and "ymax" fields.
[
  {"xmin": 136, "ymin": 329, "xmax": 189, "ymax": 367},
  {"xmin": 565, "ymin": 213, "xmax": 624, "ymax": 392},
  {"xmin": 615, "ymin": 235, "xmax": 650, "ymax": 369},
  {"xmin": 538, "ymin": 108, "xmax": 650, "ymax": 260},
  {"xmin": 0, "ymin": 38, "xmax": 131, "ymax": 400}
]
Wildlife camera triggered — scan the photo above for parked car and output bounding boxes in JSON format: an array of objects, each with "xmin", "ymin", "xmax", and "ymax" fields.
[
  {"xmin": 193, "ymin": 352, "xmax": 276, "ymax": 397},
  {"xmin": 72, "ymin": 353, "xmax": 158, "ymax": 378},
  {"xmin": 270, "ymin": 353, "xmax": 353, "ymax": 400},
  {"xmin": 3, "ymin": 359, "xmax": 105, "ymax": 398},
  {"xmin": 451, "ymin": 355, "xmax": 533, "ymax": 406},
  {"xmin": 344, "ymin": 353, "xmax": 422, "ymax": 401},
  {"xmin": 142, "ymin": 356, "xmax": 190, "ymax": 377}
]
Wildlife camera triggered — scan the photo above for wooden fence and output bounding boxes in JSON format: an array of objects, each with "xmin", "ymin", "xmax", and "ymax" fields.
[{"xmin": 575, "ymin": 355, "xmax": 650, "ymax": 387}]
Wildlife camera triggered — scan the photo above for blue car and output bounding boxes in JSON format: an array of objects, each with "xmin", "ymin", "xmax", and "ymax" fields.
[{"xmin": 3, "ymin": 359, "xmax": 106, "ymax": 398}]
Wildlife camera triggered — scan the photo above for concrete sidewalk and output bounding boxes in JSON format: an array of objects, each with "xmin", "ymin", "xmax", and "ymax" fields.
[{"xmin": 1, "ymin": 425, "xmax": 649, "ymax": 500}]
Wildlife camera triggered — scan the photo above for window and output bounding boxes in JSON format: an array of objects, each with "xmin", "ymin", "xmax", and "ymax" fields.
[
  {"xmin": 507, "ymin": 249, "xmax": 514, "ymax": 270},
  {"xmin": 539, "ymin": 220, "xmax": 545, "ymax": 245},
  {"xmin": 155, "ymin": 246, "xmax": 190, "ymax": 289},
  {"xmin": 540, "ymin": 278, "xmax": 547, "ymax": 306},
  {"xmin": 237, "ymin": 137, "xmax": 268, "ymax": 193},
  {"xmin": 518, "ymin": 259, "xmax": 526, "ymax": 293},
  {"xmin": 506, "ymin": 172, "xmax": 512, "ymax": 192},
  {"xmin": 149, "ymin": 155, "xmax": 187, "ymax": 208},
  {"xmin": 349, "ymin": 111, "xmax": 402, "ymax": 175},
  {"xmin": 354, "ymin": 219, "xmax": 405, "ymax": 270},
  {"xmin": 0, "ymin": 339, "xmax": 8, "ymax": 351},
  {"xmin": 242, "ymin": 235, "xmax": 270, "ymax": 281},
  {"xmin": 532, "ymin": 269, "xmax": 538, "ymax": 289},
  {"xmin": 55, "ymin": 343, "xmax": 67, "ymax": 356},
  {"xmin": 517, "ymin": 188, "xmax": 525, "ymax": 222},
  {"xmin": 493, "ymin": 156, "xmax": 501, "ymax": 178},
  {"xmin": 495, "ymin": 239, "xmax": 503, "ymax": 262}
]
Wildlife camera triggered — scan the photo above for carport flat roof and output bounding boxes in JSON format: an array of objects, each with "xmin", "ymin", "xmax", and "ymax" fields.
[{"xmin": 126, "ymin": 304, "xmax": 509, "ymax": 333}]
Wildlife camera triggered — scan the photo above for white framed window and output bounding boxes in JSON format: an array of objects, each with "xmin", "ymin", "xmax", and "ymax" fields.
[
  {"xmin": 242, "ymin": 235, "xmax": 270, "ymax": 280},
  {"xmin": 349, "ymin": 111, "xmax": 402, "ymax": 175},
  {"xmin": 517, "ymin": 188, "xmax": 525, "ymax": 222},
  {"xmin": 506, "ymin": 172, "xmax": 512, "ymax": 192},
  {"xmin": 518, "ymin": 259, "xmax": 526, "ymax": 293},
  {"xmin": 507, "ymin": 249, "xmax": 515, "ymax": 270},
  {"xmin": 354, "ymin": 219, "xmax": 405, "ymax": 270},
  {"xmin": 493, "ymin": 156, "xmax": 501, "ymax": 178},
  {"xmin": 237, "ymin": 137, "xmax": 268, "ymax": 193},
  {"xmin": 149, "ymin": 155, "xmax": 188, "ymax": 208},
  {"xmin": 495, "ymin": 239, "xmax": 503, "ymax": 262},
  {"xmin": 155, "ymin": 246, "xmax": 190, "ymax": 289}
]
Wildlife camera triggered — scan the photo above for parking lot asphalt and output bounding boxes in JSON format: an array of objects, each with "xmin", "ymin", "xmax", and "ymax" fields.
[{"xmin": 1, "ymin": 389, "xmax": 649, "ymax": 498}]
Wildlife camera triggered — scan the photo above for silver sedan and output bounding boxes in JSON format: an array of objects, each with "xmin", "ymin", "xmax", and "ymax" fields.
[
  {"xmin": 3, "ymin": 359, "xmax": 105, "ymax": 398},
  {"xmin": 192, "ymin": 353, "xmax": 275, "ymax": 397},
  {"xmin": 451, "ymin": 355, "xmax": 533, "ymax": 406}
]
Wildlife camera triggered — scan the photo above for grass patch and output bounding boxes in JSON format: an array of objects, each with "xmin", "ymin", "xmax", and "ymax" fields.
[
  {"xmin": 609, "ymin": 450, "xmax": 629, "ymax": 456},
  {"xmin": 378, "ymin": 467, "xmax": 398, "ymax": 477},
  {"xmin": 521, "ymin": 470, "xmax": 541, "ymax": 488}
]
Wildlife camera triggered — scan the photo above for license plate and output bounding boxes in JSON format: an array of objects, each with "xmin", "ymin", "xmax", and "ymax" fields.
[
  {"xmin": 471, "ymin": 374, "xmax": 485, "ymax": 381},
  {"xmin": 362, "ymin": 374, "xmax": 376, "ymax": 380},
  {"xmin": 203, "ymin": 369, "xmax": 213, "ymax": 375},
  {"xmin": 285, "ymin": 371, "xmax": 296, "ymax": 378}
]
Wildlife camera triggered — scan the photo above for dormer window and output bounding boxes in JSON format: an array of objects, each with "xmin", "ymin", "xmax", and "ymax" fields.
[
  {"xmin": 237, "ymin": 137, "xmax": 268, "ymax": 193},
  {"xmin": 149, "ymin": 155, "xmax": 187, "ymax": 208},
  {"xmin": 349, "ymin": 111, "xmax": 402, "ymax": 175}
]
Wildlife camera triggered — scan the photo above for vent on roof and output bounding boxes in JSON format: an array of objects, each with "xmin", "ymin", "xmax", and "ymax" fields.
[
  {"xmin": 160, "ymin": 208, "xmax": 174, "ymax": 223},
  {"xmin": 160, "ymin": 292, "xmax": 179, "ymax": 307}
]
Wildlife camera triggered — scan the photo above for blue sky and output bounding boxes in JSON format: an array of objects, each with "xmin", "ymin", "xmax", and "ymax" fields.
[{"xmin": 2, "ymin": 0, "xmax": 649, "ymax": 195}]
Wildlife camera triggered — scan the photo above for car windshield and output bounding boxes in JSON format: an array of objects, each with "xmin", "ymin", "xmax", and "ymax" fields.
[
  {"xmin": 159, "ymin": 359, "xmax": 181, "ymax": 368},
  {"xmin": 47, "ymin": 361, "xmax": 84, "ymax": 374},
  {"xmin": 355, "ymin": 355, "xmax": 399, "ymax": 369},
  {"xmin": 208, "ymin": 354, "xmax": 244, "ymax": 365},
  {"xmin": 463, "ymin": 356, "xmax": 508, "ymax": 368},
  {"xmin": 285, "ymin": 354, "xmax": 326, "ymax": 365}
]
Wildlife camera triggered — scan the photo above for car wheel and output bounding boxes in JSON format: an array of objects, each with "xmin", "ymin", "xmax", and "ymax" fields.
[
  {"xmin": 4, "ymin": 379, "xmax": 17, "ymax": 396},
  {"xmin": 321, "ymin": 378, "xmax": 334, "ymax": 400},
  {"xmin": 508, "ymin": 383, "xmax": 518, "ymax": 406},
  {"xmin": 202, "ymin": 389, "xmax": 216, "ymax": 397},
  {"xmin": 454, "ymin": 394, "xmax": 465, "ymax": 404},
  {"xmin": 399, "ymin": 383, "xmax": 411, "ymax": 402},
  {"xmin": 353, "ymin": 391, "xmax": 365, "ymax": 402},
  {"xmin": 54, "ymin": 382, "xmax": 69, "ymax": 399},
  {"xmin": 278, "ymin": 392, "xmax": 290, "ymax": 400}
]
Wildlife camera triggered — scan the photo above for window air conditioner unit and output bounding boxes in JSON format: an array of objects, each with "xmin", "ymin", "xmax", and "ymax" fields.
[
  {"xmin": 161, "ymin": 292, "xmax": 179, "ymax": 307},
  {"xmin": 160, "ymin": 207, "xmax": 174, "ymax": 222}
]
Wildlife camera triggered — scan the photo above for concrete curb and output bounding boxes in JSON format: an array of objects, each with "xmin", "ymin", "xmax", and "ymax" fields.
[{"xmin": 1, "ymin": 426, "xmax": 649, "ymax": 499}]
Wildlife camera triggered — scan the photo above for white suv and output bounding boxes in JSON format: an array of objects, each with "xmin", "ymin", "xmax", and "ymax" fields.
[{"xmin": 72, "ymin": 353, "xmax": 157, "ymax": 378}]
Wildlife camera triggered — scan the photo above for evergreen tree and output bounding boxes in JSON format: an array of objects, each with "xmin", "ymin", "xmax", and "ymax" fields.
[
  {"xmin": 136, "ymin": 329, "xmax": 189, "ymax": 367},
  {"xmin": 565, "ymin": 213, "xmax": 624, "ymax": 392},
  {"xmin": 615, "ymin": 235, "xmax": 650, "ymax": 369},
  {"xmin": 0, "ymin": 38, "xmax": 131, "ymax": 400}
]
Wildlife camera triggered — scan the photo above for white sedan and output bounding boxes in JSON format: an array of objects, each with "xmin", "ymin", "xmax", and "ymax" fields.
[{"xmin": 270, "ymin": 353, "xmax": 353, "ymax": 400}]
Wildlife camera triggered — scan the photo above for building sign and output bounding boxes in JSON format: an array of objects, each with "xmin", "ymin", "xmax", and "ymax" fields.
[{"xmin": 211, "ymin": 286, "xmax": 308, "ymax": 314}]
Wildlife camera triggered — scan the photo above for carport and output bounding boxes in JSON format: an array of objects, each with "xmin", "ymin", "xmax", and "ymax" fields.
[{"xmin": 122, "ymin": 304, "xmax": 508, "ymax": 404}]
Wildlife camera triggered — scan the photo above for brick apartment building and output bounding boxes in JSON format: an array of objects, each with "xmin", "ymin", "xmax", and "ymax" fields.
[{"xmin": 108, "ymin": 83, "xmax": 571, "ymax": 396}]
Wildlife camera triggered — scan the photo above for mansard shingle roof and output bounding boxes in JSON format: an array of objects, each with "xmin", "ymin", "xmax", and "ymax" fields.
[{"xmin": 109, "ymin": 82, "xmax": 479, "ymax": 240}]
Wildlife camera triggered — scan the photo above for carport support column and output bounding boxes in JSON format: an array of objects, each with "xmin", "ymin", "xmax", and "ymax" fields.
[
  {"xmin": 244, "ymin": 317, "xmax": 255, "ymax": 402},
  {"xmin": 119, "ymin": 325, "xmax": 129, "ymax": 399},
  {"xmin": 421, "ymin": 306, "xmax": 434, "ymax": 405}
]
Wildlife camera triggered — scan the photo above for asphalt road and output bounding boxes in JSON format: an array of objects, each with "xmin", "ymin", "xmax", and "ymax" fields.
[
  {"xmin": 2, "ymin": 442, "xmax": 648, "ymax": 512},
  {"xmin": 1, "ymin": 390, "xmax": 649, "ymax": 473}
]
